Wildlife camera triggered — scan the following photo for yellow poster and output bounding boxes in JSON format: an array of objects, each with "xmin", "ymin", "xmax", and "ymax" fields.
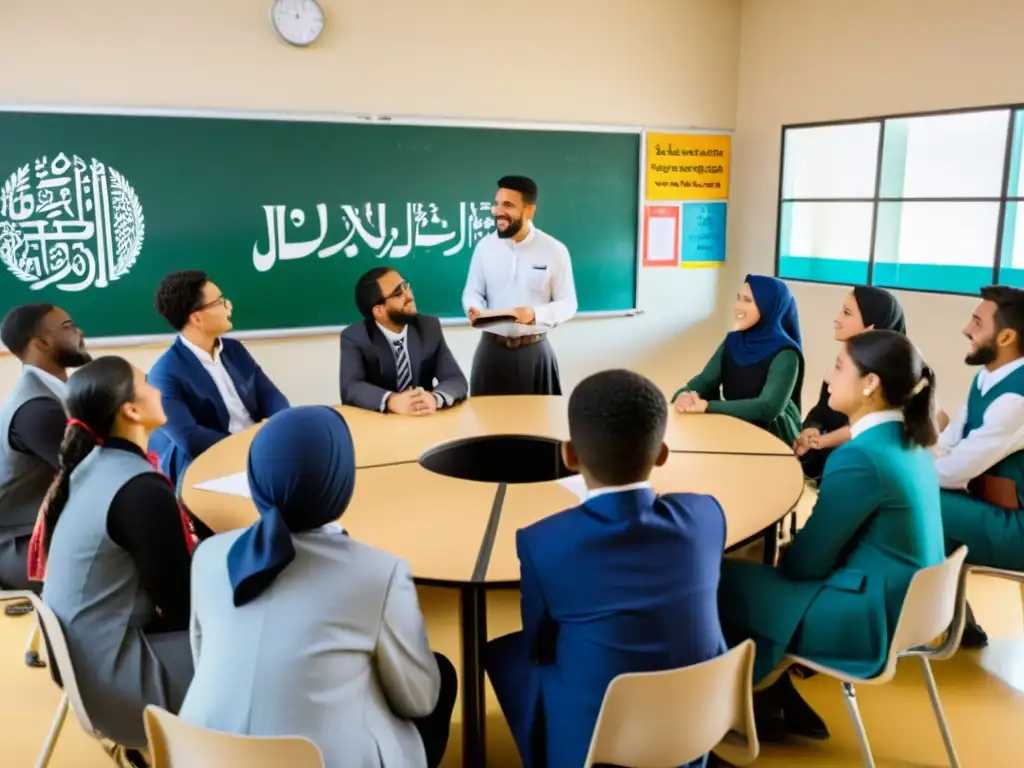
[{"xmin": 645, "ymin": 132, "xmax": 730, "ymax": 201}]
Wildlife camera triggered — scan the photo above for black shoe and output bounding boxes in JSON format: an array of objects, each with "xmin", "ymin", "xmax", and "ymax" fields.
[
  {"xmin": 4, "ymin": 601, "xmax": 33, "ymax": 617},
  {"xmin": 776, "ymin": 673, "xmax": 830, "ymax": 740},
  {"xmin": 24, "ymin": 651, "xmax": 45, "ymax": 668},
  {"xmin": 961, "ymin": 619, "xmax": 989, "ymax": 649}
]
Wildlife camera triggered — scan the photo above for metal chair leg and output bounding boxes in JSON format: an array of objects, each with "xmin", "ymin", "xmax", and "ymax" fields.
[
  {"xmin": 34, "ymin": 693, "xmax": 68, "ymax": 768},
  {"xmin": 841, "ymin": 682, "xmax": 875, "ymax": 768},
  {"xmin": 918, "ymin": 657, "xmax": 961, "ymax": 768},
  {"xmin": 25, "ymin": 620, "xmax": 45, "ymax": 668}
]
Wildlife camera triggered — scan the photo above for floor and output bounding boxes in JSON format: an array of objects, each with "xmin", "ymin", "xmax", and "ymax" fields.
[{"xmin": 2, "ymin": 573, "xmax": 1024, "ymax": 767}]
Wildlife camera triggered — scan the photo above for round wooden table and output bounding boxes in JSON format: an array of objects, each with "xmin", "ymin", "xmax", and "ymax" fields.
[{"xmin": 182, "ymin": 395, "xmax": 805, "ymax": 767}]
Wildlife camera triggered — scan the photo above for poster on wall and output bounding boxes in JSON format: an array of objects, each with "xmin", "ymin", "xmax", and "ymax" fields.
[
  {"xmin": 642, "ymin": 205, "xmax": 680, "ymax": 267},
  {"xmin": 680, "ymin": 201, "xmax": 727, "ymax": 268},
  {"xmin": 644, "ymin": 132, "xmax": 730, "ymax": 202}
]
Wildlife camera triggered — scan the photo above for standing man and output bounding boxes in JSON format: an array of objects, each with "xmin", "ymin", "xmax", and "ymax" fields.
[
  {"xmin": 148, "ymin": 270, "xmax": 290, "ymax": 485},
  {"xmin": 935, "ymin": 285, "xmax": 1024, "ymax": 647},
  {"xmin": 0, "ymin": 303, "xmax": 90, "ymax": 591},
  {"xmin": 339, "ymin": 266, "xmax": 468, "ymax": 414},
  {"xmin": 462, "ymin": 175, "xmax": 577, "ymax": 396}
]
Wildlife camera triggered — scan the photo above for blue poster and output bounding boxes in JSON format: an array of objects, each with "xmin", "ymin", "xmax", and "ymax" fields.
[{"xmin": 680, "ymin": 201, "xmax": 727, "ymax": 266}]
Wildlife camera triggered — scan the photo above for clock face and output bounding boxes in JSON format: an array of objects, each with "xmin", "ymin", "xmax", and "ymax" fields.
[{"xmin": 270, "ymin": 0, "xmax": 325, "ymax": 47}]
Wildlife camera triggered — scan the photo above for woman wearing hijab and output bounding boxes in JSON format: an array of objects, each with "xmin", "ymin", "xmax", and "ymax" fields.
[
  {"xmin": 41, "ymin": 356, "xmax": 194, "ymax": 761},
  {"xmin": 179, "ymin": 406, "xmax": 458, "ymax": 768},
  {"xmin": 794, "ymin": 286, "xmax": 907, "ymax": 481},
  {"xmin": 673, "ymin": 274, "xmax": 805, "ymax": 445}
]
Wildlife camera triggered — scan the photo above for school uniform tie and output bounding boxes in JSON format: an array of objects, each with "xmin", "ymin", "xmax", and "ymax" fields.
[{"xmin": 394, "ymin": 338, "xmax": 412, "ymax": 392}]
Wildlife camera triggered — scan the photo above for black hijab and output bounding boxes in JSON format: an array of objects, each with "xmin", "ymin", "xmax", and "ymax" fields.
[{"xmin": 852, "ymin": 286, "xmax": 906, "ymax": 335}]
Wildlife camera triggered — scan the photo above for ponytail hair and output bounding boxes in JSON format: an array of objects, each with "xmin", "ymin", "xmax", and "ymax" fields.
[
  {"xmin": 845, "ymin": 329, "xmax": 938, "ymax": 449},
  {"xmin": 41, "ymin": 357, "xmax": 136, "ymax": 555}
]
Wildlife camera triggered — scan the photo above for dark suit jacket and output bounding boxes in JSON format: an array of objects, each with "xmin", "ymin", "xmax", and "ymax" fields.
[
  {"xmin": 339, "ymin": 315, "xmax": 468, "ymax": 411},
  {"xmin": 147, "ymin": 337, "xmax": 289, "ymax": 484},
  {"xmin": 488, "ymin": 487, "xmax": 728, "ymax": 768}
]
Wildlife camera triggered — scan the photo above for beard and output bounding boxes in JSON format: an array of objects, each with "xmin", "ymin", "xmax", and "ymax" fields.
[
  {"xmin": 496, "ymin": 215, "xmax": 524, "ymax": 240},
  {"xmin": 965, "ymin": 339, "xmax": 997, "ymax": 366},
  {"xmin": 386, "ymin": 305, "xmax": 415, "ymax": 326},
  {"xmin": 55, "ymin": 346, "xmax": 92, "ymax": 369}
]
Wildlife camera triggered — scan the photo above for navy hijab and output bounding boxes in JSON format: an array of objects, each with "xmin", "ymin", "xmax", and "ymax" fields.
[
  {"xmin": 227, "ymin": 406, "xmax": 356, "ymax": 607},
  {"xmin": 725, "ymin": 274, "xmax": 803, "ymax": 366}
]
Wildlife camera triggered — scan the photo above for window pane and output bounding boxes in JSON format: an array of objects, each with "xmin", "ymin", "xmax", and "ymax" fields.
[
  {"xmin": 879, "ymin": 110, "xmax": 1010, "ymax": 199},
  {"xmin": 999, "ymin": 202, "xmax": 1024, "ymax": 288},
  {"xmin": 873, "ymin": 201, "xmax": 998, "ymax": 293},
  {"xmin": 781, "ymin": 123, "xmax": 880, "ymax": 199},
  {"xmin": 1008, "ymin": 110, "xmax": 1024, "ymax": 198},
  {"xmin": 777, "ymin": 202, "xmax": 872, "ymax": 284}
]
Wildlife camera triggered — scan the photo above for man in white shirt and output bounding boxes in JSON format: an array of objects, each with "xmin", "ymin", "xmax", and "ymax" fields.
[
  {"xmin": 461, "ymin": 175, "xmax": 577, "ymax": 396},
  {"xmin": 148, "ymin": 270, "xmax": 290, "ymax": 485},
  {"xmin": 934, "ymin": 285, "xmax": 1024, "ymax": 646}
]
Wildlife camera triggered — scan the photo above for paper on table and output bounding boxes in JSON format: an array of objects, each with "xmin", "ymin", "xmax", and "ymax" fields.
[
  {"xmin": 646, "ymin": 214, "xmax": 678, "ymax": 263},
  {"xmin": 193, "ymin": 472, "xmax": 251, "ymax": 499},
  {"xmin": 557, "ymin": 473, "xmax": 588, "ymax": 503}
]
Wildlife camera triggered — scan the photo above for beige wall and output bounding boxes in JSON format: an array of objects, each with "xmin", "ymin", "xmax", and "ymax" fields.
[
  {"xmin": 731, "ymin": 0, "xmax": 1024, "ymax": 414},
  {"xmin": 0, "ymin": 0, "xmax": 742, "ymax": 401}
]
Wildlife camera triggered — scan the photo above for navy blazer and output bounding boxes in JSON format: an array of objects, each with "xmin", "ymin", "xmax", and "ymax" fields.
[
  {"xmin": 147, "ymin": 337, "xmax": 289, "ymax": 484},
  {"xmin": 487, "ymin": 487, "xmax": 728, "ymax": 768}
]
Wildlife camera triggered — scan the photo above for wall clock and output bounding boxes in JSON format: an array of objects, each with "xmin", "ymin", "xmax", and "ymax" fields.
[{"xmin": 270, "ymin": 0, "xmax": 325, "ymax": 47}]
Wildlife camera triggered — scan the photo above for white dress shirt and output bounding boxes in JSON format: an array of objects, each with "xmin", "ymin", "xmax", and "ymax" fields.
[
  {"xmin": 934, "ymin": 357, "xmax": 1024, "ymax": 490},
  {"xmin": 178, "ymin": 335, "xmax": 255, "ymax": 435},
  {"xmin": 586, "ymin": 481, "xmax": 652, "ymax": 500},
  {"xmin": 850, "ymin": 409, "xmax": 903, "ymax": 440},
  {"xmin": 461, "ymin": 223, "xmax": 578, "ymax": 338},
  {"xmin": 374, "ymin": 322, "xmax": 450, "ymax": 412}
]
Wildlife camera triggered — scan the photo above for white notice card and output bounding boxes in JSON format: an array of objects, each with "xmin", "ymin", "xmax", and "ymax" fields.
[
  {"xmin": 646, "ymin": 215, "xmax": 678, "ymax": 264},
  {"xmin": 193, "ymin": 472, "xmax": 251, "ymax": 499}
]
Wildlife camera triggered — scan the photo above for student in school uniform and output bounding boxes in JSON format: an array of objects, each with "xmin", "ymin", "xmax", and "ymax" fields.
[
  {"xmin": 673, "ymin": 274, "xmax": 805, "ymax": 446},
  {"xmin": 41, "ymin": 356, "xmax": 195, "ymax": 758},
  {"xmin": 486, "ymin": 369, "xmax": 727, "ymax": 768},
  {"xmin": 795, "ymin": 285, "xmax": 907, "ymax": 480},
  {"xmin": 180, "ymin": 406, "xmax": 458, "ymax": 768},
  {"xmin": 718, "ymin": 330, "xmax": 944, "ymax": 741}
]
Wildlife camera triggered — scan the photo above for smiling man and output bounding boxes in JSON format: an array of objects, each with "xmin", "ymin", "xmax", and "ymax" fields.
[
  {"xmin": 461, "ymin": 175, "xmax": 577, "ymax": 396},
  {"xmin": 147, "ymin": 270, "xmax": 290, "ymax": 484},
  {"xmin": 934, "ymin": 285, "xmax": 1024, "ymax": 646},
  {"xmin": 340, "ymin": 267, "xmax": 467, "ymax": 415}
]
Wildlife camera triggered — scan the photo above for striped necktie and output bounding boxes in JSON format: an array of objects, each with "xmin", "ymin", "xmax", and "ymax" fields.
[{"xmin": 394, "ymin": 338, "xmax": 412, "ymax": 392}]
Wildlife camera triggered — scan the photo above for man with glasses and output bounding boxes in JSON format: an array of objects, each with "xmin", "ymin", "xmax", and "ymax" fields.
[
  {"xmin": 340, "ymin": 267, "xmax": 467, "ymax": 415},
  {"xmin": 0, "ymin": 303, "xmax": 90, "ymax": 593},
  {"xmin": 148, "ymin": 270, "xmax": 290, "ymax": 484}
]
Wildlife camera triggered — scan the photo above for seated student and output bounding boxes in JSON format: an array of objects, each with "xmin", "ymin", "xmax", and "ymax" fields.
[
  {"xmin": 673, "ymin": 274, "xmax": 805, "ymax": 446},
  {"xmin": 180, "ymin": 406, "xmax": 457, "ymax": 768},
  {"xmin": 935, "ymin": 286, "xmax": 1024, "ymax": 647},
  {"xmin": 340, "ymin": 267, "xmax": 467, "ymax": 415},
  {"xmin": 718, "ymin": 330, "xmax": 943, "ymax": 741},
  {"xmin": 0, "ymin": 303, "xmax": 90, "ymax": 591},
  {"xmin": 148, "ymin": 270, "xmax": 289, "ymax": 484},
  {"xmin": 41, "ymin": 357, "xmax": 195, "ymax": 754},
  {"xmin": 795, "ymin": 286, "xmax": 907, "ymax": 480},
  {"xmin": 486, "ymin": 369, "xmax": 727, "ymax": 768}
]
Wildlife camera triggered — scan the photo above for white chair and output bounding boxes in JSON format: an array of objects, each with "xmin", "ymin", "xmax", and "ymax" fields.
[
  {"xmin": 583, "ymin": 639, "xmax": 759, "ymax": 767},
  {"xmin": 144, "ymin": 705, "xmax": 325, "ymax": 767},
  {"xmin": 771, "ymin": 546, "xmax": 970, "ymax": 768}
]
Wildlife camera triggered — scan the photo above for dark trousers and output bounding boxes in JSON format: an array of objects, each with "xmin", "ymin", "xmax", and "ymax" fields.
[
  {"xmin": 0, "ymin": 532, "xmax": 41, "ymax": 593},
  {"xmin": 412, "ymin": 652, "xmax": 458, "ymax": 768}
]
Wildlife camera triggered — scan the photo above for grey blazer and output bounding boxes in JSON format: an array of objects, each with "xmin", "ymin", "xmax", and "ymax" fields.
[
  {"xmin": 339, "ymin": 315, "xmax": 468, "ymax": 411},
  {"xmin": 178, "ymin": 526, "xmax": 440, "ymax": 768}
]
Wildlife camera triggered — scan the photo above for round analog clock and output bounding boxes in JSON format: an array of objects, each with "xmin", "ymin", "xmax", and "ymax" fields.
[{"xmin": 270, "ymin": 0, "xmax": 325, "ymax": 47}]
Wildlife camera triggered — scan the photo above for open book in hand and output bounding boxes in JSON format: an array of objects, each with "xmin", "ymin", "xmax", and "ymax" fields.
[{"xmin": 470, "ymin": 308, "xmax": 520, "ymax": 328}]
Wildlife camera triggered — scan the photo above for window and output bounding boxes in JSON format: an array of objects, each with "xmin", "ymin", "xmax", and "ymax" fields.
[{"xmin": 776, "ymin": 106, "xmax": 1024, "ymax": 295}]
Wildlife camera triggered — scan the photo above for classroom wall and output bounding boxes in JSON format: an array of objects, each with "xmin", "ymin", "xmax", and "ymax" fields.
[
  {"xmin": 0, "ymin": 0, "xmax": 742, "ymax": 400},
  {"xmin": 731, "ymin": 0, "xmax": 1024, "ymax": 414}
]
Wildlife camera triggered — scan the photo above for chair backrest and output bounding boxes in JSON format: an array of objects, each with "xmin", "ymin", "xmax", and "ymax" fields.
[
  {"xmin": 583, "ymin": 639, "xmax": 759, "ymax": 768},
  {"xmin": 144, "ymin": 706, "xmax": 325, "ymax": 768},
  {"xmin": 27, "ymin": 593, "xmax": 99, "ymax": 737},
  {"xmin": 888, "ymin": 546, "xmax": 969, "ymax": 663}
]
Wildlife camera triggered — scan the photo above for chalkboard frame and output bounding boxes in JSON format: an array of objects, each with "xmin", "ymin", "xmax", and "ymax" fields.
[{"xmin": 0, "ymin": 103, "xmax": 648, "ymax": 350}]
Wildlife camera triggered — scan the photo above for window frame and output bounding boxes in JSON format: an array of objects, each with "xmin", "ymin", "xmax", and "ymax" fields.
[{"xmin": 774, "ymin": 103, "xmax": 1022, "ymax": 296}]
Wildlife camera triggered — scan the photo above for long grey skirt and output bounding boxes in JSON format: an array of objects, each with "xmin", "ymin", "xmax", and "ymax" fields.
[{"xmin": 470, "ymin": 334, "xmax": 562, "ymax": 396}]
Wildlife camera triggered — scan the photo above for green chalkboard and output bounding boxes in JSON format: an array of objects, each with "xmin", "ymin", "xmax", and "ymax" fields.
[{"xmin": 0, "ymin": 108, "xmax": 639, "ymax": 340}]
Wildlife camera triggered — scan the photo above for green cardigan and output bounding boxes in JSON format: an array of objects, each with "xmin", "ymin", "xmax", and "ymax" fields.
[
  {"xmin": 718, "ymin": 418, "xmax": 945, "ymax": 683},
  {"xmin": 672, "ymin": 342, "xmax": 802, "ymax": 445}
]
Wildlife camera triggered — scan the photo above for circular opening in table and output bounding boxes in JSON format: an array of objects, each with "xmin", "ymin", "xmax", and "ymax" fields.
[{"xmin": 418, "ymin": 435, "xmax": 576, "ymax": 484}]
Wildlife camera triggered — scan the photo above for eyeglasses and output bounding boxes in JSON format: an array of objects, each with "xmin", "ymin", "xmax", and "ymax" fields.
[
  {"xmin": 195, "ymin": 295, "xmax": 229, "ymax": 312},
  {"xmin": 378, "ymin": 280, "xmax": 410, "ymax": 304}
]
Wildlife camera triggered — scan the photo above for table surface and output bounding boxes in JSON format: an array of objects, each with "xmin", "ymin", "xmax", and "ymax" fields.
[{"xmin": 182, "ymin": 395, "xmax": 806, "ymax": 586}]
